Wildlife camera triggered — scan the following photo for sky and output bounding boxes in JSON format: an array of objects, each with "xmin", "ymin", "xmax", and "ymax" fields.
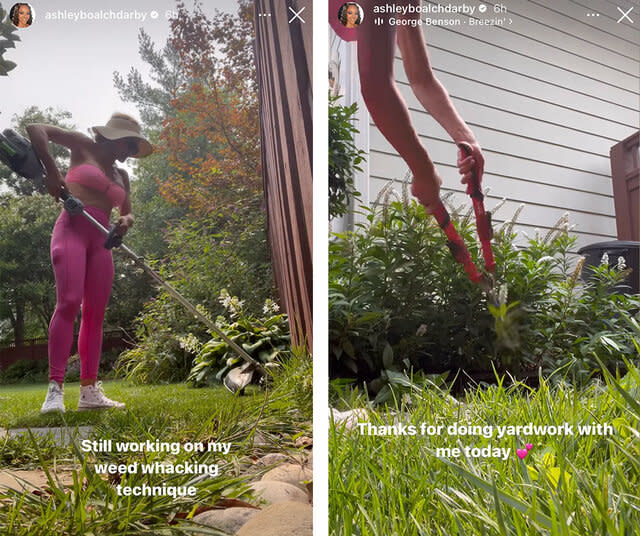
[{"xmin": 2, "ymin": 0, "xmax": 235, "ymax": 133}]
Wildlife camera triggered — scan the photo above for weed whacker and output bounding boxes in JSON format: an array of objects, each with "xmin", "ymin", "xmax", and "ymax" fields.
[{"xmin": 0, "ymin": 128, "xmax": 266, "ymax": 386}]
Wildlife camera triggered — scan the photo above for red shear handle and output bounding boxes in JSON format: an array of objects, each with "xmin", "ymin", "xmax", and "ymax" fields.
[
  {"xmin": 457, "ymin": 142, "xmax": 495, "ymax": 273},
  {"xmin": 432, "ymin": 201, "xmax": 483, "ymax": 283}
]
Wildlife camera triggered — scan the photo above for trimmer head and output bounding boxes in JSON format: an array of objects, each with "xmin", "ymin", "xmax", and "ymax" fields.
[{"xmin": 0, "ymin": 128, "xmax": 46, "ymax": 189}]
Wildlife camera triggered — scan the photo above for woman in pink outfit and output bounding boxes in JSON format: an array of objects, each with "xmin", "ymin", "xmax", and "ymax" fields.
[{"xmin": 27, "ymin": 113, "xmax": 152, "ymax": 413}]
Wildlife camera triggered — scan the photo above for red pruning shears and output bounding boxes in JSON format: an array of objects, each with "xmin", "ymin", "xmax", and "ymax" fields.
[{"xmin": 431, "ymin": 142, "xmax": 496, "ymax": 298}]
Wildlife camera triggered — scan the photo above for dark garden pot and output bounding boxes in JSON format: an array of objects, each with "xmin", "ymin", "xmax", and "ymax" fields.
[{"xmin": 577, "ymin": 240, "xmax": 639, "ymax": 294}]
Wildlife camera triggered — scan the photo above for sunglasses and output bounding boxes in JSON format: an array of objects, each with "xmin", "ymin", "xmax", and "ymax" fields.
[{"xmin": 126, "ymin": 139, "xmax": 139, "ymax": 155}]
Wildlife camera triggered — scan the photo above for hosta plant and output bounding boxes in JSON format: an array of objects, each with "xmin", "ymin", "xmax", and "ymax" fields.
[{"xmin": 187, "ymin": 291, "xmax": 291, "ymax": 388}]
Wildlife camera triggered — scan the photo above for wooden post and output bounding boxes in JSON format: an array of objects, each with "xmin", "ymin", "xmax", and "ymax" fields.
[
  {"xmin": 253, "ymin": 0, "xmax": 313, "ymax": 348},
  {"xmin": 610, "ymin": 131, "xmax": 639, "ymax": 241}
]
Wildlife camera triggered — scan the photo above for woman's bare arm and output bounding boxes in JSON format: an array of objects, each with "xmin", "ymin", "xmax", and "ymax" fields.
[
  {"xmin": 115, "ymin": 168, "xmax": 134, "ymax": 235},
  {"xmin": 397, "ymin": 24, "xmax": 485, "ymax": 185},
  {"xmin": 26, "ymin": 124, "xmax": 91, "ymax": 198}
]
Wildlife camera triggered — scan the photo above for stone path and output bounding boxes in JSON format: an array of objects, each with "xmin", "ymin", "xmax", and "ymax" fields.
[
  {"xmin": 0, "ymin": 426, "xmax": 313, "ymax": 535},
  {"xmin": 0, "ymin": 426, "xmax": 93, "ymax": 445},
  {"xmin": 192, "ymin": 446, "xmax": 313, "ymax": 535}
]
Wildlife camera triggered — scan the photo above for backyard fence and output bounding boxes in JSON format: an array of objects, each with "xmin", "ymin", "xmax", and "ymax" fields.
[{"xmin": 0, "ymin": 330, "xmax": 133, "ymax": 370}]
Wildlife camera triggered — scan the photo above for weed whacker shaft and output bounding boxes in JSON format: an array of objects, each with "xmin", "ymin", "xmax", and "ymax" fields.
[{"xmin": 58, "ymin": 190, "xmax": 266, "ymax": 374}]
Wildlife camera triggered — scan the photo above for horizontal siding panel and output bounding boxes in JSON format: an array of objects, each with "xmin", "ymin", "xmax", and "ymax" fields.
[
  {"xmin": 369, "ymin": 177, "xmax": 617, "ymax": 242},
  {"xmin": 369, "ymin": 171, "xmax": 615, "ymax": 217},
  {"xmin": 370, "ymin": 128, "xmax": 614, "ymax": 185},
  {"xmin": 424, "ymin": 23, "xmax": 637, "ymax": 97},
  {"xmin": 484, "ymin": 0, "xmax": 639, "ymax": 67},
  {"xmin": 396, "ymin": 83, "xmax": 621, "ymax": 157},
  {"xmin": 396, "ymin": 71, "xmax": 636, "ymax": 141},
  {"xmin": 369, "ymin": 141, "xmax": 612, "ymax": 198},
  {"xmin": 407, "ymin": 50, "xmax": 637, "ymax": 121}
]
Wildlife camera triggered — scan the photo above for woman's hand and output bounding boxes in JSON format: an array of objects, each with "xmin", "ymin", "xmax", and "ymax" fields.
[
  {"xmin": 115, "ymin": 214, "xmax": 134, "ymax": 236},
  {"xmin": 457, "ymin": 140, "xmax": 485, "ymax": 190},
  {"xmin": 411, "ymin": 163, "xmax": 443, "ymax": 214}
]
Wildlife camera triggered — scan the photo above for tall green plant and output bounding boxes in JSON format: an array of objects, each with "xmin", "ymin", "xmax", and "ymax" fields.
[{"xmin": 329, "ymin": 94, "xmax": 366, "ymax": 219}]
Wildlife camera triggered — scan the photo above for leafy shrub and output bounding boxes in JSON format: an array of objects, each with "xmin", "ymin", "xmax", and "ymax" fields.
[
  {"xmin": 116, "ymin": 206, "xmax": 276, "ymax": 385},
  {"xmin": 329, "ymin": 94, "xmax": 366, "ymax": 219},
  {"xmin": 268, "ymin": 346, "xmax": 313, "ymax": 420},
  {"xmin": 329, "ymin": 183, "xmax": 640, "ymax": 385},
  {"xmin": 187, "ymin": 292, "xmax": 290, "ymax": 387},
  {"xmin": 0, "ymin": 358, "xmax": 48, "ymax": 384},
  {"xmin": 116, "ymin": 293, "xmax": 199, "ymax": 384}
]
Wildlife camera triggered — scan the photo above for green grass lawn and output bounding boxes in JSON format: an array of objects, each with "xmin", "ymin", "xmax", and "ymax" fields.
[
  {"xmin": 0, "ymin": 380, "xmax": 262, "ymax": 429},
  {"xmin": 1, "ymin": 372, "xmax": 311, "ymax": 535},
  {"xmin": 330, "ymin": 361, "xmax": 640, "ymax": 536}
]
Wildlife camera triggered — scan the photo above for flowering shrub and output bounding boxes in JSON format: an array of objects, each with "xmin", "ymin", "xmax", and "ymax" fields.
[{"xmin": 329, "ymin": 183, "xmax": 640, "ymax": 385}]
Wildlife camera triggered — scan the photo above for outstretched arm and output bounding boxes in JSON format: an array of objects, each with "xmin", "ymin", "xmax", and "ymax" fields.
[{"xmin": 397, "ymin": 23, "xmax": 484, "ymax": 186}]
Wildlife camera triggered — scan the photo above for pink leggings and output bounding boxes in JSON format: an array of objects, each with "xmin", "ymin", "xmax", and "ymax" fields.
[{"xmin": 48, "ymin": 207, "xmax": 114, "ymax": 383}]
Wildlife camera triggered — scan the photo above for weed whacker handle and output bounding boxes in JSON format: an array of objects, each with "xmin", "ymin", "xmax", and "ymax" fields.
[
  {"xmin": 104, "ymin": 226, "xmax": 123, "ymax": 249},
  {"xmin": 60, "ymin": 189, "xmax": 85, "ymax": 215}
]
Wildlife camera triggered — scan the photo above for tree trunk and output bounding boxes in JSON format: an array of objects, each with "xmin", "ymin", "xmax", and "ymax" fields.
[{"xmin": 14, "ymin": 297, "xmax": 25, "ymax": 346}]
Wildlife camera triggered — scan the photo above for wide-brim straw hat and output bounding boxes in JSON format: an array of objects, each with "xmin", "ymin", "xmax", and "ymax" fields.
[{"xmin": 92, "ymin": 113, "xmax": 153, "ymax": 158}]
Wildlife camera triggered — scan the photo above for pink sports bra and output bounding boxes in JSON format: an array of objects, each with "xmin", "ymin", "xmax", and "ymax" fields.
[{"xmin": 65, "ymin": 164, "xmax": 126, "ymax": 209}]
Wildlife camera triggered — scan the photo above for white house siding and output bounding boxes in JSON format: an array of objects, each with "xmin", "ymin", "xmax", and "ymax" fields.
[{"xmin": 332, "ymin": 0, "xmax": 640, "ymax": 249}]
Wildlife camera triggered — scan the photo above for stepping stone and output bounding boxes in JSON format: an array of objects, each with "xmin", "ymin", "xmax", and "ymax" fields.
[
  {"xmin": 330, "ymin": 408, "xmax": 368, "ymax": 429},
  {"xmin": 0, "ymin": 426, "xmax": 93, "ymax": 446},
  {"xmin": 236, "ymin": 502, "xmax": 312, "ymax": 536},
  {"xmin": 256, "ymin": 453, "xmax": 289, "ymax": 467},
  {"xmin": 294, "ymin": 435, "xmax": 312, "ymax": 448},
  {"xmin": 193, "ymin": 507, "xmax": 259, "ymax": 533},
  {"xmin": 249, "ymin": 480, "xmax": 309, "ymax": 505},
  {"xmin": 0, "ymin": 469, "xmax": 74, "ymax": 492},
  {"xmin": 261, "ymin": 463, "xmax": 312, "ymax": 492}
]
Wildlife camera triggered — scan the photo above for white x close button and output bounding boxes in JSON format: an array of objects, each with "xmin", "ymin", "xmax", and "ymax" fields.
[
  {"xmin": 288, "ymin": 6, "xmax": 306, "ymax": 23},
  {"xmin": 616, "ymin": 6, "xmax": 634, "ymax": 23}
]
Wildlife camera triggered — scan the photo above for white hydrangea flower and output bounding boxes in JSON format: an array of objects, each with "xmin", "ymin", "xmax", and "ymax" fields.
[
  {"xmin": 263, "ymin": 299, "xmax": 280, "ymax": 315},
  {"xmin": 600, "ymin": 253, "xmax": 609, "ymax": 267},
  {"xmin": 178, "ymin": 333, "xmax": 201, "ymax": 354},
  {"xmin": 218, "ymin": 289, "xmax": 232, "ymax": 310},
  {"xmin": 617, "ymin": 256, "xmax": 627, "ymax": 270}
]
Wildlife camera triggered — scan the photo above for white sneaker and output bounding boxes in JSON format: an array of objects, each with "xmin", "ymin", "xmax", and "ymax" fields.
[
  {"xmin": 77, "ymin": 382, "xmax": 125, "ymax": 411},
  {"xmin": 41, "ymin": 381, "xmax": 65, "ymax": 414}
]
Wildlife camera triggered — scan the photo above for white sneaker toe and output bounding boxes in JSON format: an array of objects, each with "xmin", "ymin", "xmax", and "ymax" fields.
[{"xmin": 77, "ymin": 382, "xmax": 125, "ymax": 411}]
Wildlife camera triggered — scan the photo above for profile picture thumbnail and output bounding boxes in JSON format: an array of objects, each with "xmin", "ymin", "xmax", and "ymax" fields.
[
  {"xmin": 338, "ymin": 2, "xmax": 363, "ymax": 28},
  {"xmin": 9, "ymin": 3, "xmax": 33, "ymax": 28}
]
